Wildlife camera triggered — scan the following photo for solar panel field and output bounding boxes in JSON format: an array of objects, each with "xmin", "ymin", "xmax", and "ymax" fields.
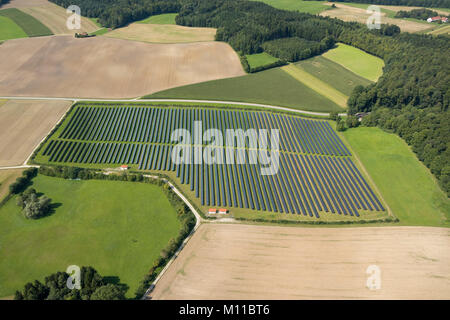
[{"xmin": 35, "ymin": 104, "xmax": 387, "ymax": 221}]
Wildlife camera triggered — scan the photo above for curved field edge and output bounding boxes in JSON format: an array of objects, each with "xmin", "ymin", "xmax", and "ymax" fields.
[
  {"xmin": 0, "ymin": 174, "xmax": 182, "ymax": 298},
  {"xmin": 144, "ymin": 68, "xmax": 343, "ymax": 113},
  {"xmin": 342, "ymin": 127, "xmax": 449, "ymax": 227}
]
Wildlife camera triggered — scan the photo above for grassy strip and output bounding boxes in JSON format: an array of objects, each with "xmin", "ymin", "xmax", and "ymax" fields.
[
  {"xmin": 145, "ymin": 67, "xmax": 343, "ymax": 113},
  {"xmin": 137, "ymin": 13, "xmax": 177, "ymax": 24},
  {"xmin": 281, "ymin": 64, "xmax": 348, "ymax": 109},
  {"xmin": 0, "ymin": 15, "xmax": 27, "ymax": 40},
  {"xmin": 322, "ymin": 43, "xmax": 384, "ymax": 82},
  {"xmin": 0, "ymin": 8, "xmax": 52, "ymax": 37},
  {"xmin": 295, "ymin": 56, "xmax": 373, "ymax": 96}
]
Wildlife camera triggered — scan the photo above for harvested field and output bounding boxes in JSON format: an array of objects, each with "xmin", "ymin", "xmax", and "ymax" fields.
[
  {"xmin": 105, "ymin": 23, "xmax": 216, "ymax": 44},
  {"xmin": 0, "ymin": 99, "xmax": 71, "ymax": 166},
  {"xmin": 150, "ymin": 223, "xmax": 450, "ymax": 300},
  {"xmin": 320, "ymin": 3, "xmax": 432, "ymax": 33},
  {"xmin": 3, "ymin": 0, "xmax": 98, "ymax": 35},
  {"xmin": 0, "ymin": 36, "xmax": 244, "ymax": 98}
]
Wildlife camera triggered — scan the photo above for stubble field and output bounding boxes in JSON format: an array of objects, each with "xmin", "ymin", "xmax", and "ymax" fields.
[
  {"xmin": 150, "ymin": 223, "xmax": 450, "ymax": 300},
  {"xmin": 0, "ymin": 36, "xmax": 245, "ymax": 98},
  {"xmin": 0, "ymin": 99, "xmax": 71, "ymax": 166}
]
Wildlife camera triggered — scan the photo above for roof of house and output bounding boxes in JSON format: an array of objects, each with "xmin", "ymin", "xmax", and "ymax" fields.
[{"xmin": 120, "ymin": 165, "xmax": 129, "ymax": 168}]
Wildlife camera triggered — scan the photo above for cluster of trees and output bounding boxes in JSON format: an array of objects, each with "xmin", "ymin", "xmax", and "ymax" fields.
[
  {"xmin": 16, "ymin": 188, "xmax": 52, "ymax": 219},
  {"xmin": 8, "ymin": 168, "xmax": 37, "ymax": 195},
  {"xmin": 261, "ymin": 37, "xmax": 334, "ymax": 62},
  {"xmin": 324, "ymin": 0, "xmax": 450, "ymax": 8},
  {"xmin": 49, "ymin": 0, "xmax": 180, "ymax": 28},
  {"xmin": 14, "ymin": 266, "xmax": 125, "ymax": 300},
  {"xmin": 395, "ymin": 8, "xmax": 447, "ymax": 19}
]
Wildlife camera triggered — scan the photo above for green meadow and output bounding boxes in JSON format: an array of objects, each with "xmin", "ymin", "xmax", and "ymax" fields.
[
  {"xmin": 343, "ymin": 127, "xmax": 449, "ymax": 227},
  {"xmin": 0, "ymin": 15, "xmax": 27, "ymax": 40},
  {"xmin": 0, "ymin": 175, "xmax": 181, "ymax": 298},
  {"xmin": 323, "ymin": 43, "xmax": 384, "ymax": 82}
]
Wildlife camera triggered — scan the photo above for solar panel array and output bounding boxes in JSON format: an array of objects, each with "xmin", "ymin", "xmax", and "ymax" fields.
[{"xmin": 41, "ymin": 105, "xmax": 385, "ymax": 218}]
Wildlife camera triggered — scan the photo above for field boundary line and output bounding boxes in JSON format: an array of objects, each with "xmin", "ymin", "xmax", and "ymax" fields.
[{"xmin": 0, "ymin": 96, "xmax": 347, "ymax": 117}]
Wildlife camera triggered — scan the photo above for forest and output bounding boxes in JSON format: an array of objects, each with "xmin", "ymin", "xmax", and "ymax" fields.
[
  {"xmin": 47, "ymin": 0, "xmax": 450, "ymax": 195},
  {"xmin": 324, "ymin": 0, "xmax": 450, "ymax": 8}
]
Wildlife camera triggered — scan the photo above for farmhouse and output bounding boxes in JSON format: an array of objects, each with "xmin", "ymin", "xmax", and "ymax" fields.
[{"xmin": 427, "ymin": 16, "xmax": 448, "ymax": 23}]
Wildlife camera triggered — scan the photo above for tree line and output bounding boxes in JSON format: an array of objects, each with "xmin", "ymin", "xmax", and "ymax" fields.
[
  {"xmin": 49, "ymin": 0, "xmax": 180, "ymax": 28},
  {"xmin": 323, "ymin": 0, "xmax": 450, "ymax": 8}
]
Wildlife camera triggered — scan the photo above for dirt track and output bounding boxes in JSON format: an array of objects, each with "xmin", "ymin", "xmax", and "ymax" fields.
[
  {"xmin": 0, "ymin": 99, "xmax": 71, "ymax": 166},
  {"xmin": 1, "ymin": 0, "xmax": 98, "ymax": 34},
  {"xmin": 150, "ymin": 223, "xmax": 450, "ymax": 299},
  {"xmin": 0, "ymin": 36, "xmax": 244, "ymax": 98}
]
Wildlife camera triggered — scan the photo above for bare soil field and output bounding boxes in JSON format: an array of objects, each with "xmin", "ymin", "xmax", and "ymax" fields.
[
  {"xmin": 321, "ymin": 3, "xmax": 432, "ymax": 33},
  {"xmin": 1, "ymin": 0, "xmax": 98, "ymax": 35},
  {"xmin": 150, "ymin": 223, "xmax": 450, "ymax": 300},
  {"xmin": 105, "ymin": 23, "xmax": 216, "ymax": 44},
  {"xmin": 0, "ymin": 99, "xmax": 71, "ymax": 166},
  {"xmin": 0, "ymin": 36, "xmax": 245, "ymax": 98}
]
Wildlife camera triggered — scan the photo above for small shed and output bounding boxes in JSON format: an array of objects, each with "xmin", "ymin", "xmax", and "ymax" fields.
[
  {"xmin": 119, "ymin": 165, "xmax": 129, "ymax": 170},
  {"xmin": 218, "ymin": 208, "xmax": 228, "ymax": 214},
  {"xmin": 208, "ymin": 208, "xmax": 217, "ymax": 214}
]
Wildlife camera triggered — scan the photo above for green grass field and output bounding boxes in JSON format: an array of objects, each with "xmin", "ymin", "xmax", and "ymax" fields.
[
  {"xmin": 323, "ymin": 43, "xmax": 384, "ymax": 82},
  {"xmin": 0, "ymin": 175, "xmax": 181, "ymax": 298},
  {"xmin": 137, "ymin": 13, "xmax": 177, "ymax": 24},
  {"xmin": 246, "ymin": 52, "xmax": 280, "ymax": 69},
  {"xmin": 0, "ymin": 15, "xmax": 27, "ymax": 40},
  {"xmin": 343, "ymin": 127, "xmax": 449, "ymax": 227},
  {"xmin": 146, "ymin": 67, "xmax": 343, "ymax": 112},
  {"xmin": 257, "ymin": 0, "xmax": 330, "ymax": 14},
  {"xmin": 282, "ymin": 64, "xmax": 348, "ymax": 108},
  {"xmin": 0, "ymin": 8, "xmax": 52, "ymax": 37},
  {"xmin": 90, "ymin": 28, "xmax": 109, "ymax": 36},
  {"xmin": 295, "ymin": 56, "xmax": 373, "ymax": 96}
]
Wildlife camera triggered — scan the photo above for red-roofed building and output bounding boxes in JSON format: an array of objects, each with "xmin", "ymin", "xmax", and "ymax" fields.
[
  {"xmin": 218, "ymin": 208, "xmax": 228, "ymax": 214},
  {"xmin": 427, "ymin": 16, "xmax": 448, "ymax": 23},
  {"xmin": 120, "ymin": 165, "xmax": 129, "ymax": 170},
  {"xmin": 208, "ymin": 208, "xmax": 217, "ymax": 214}
]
